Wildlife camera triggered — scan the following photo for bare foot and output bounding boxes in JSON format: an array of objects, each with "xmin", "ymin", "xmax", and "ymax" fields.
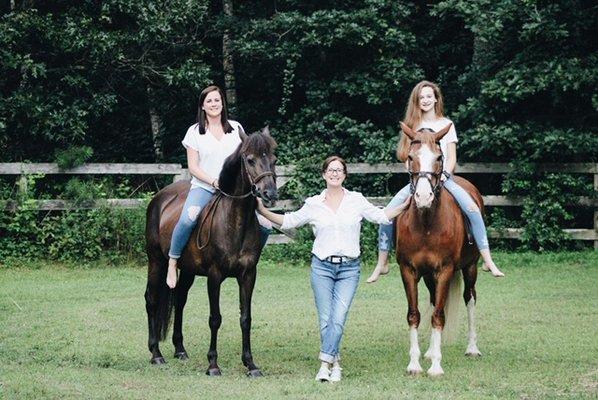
[
  {"xmin": 366, "ymin": 264, "xmax": 389, "ymax": 283},
  {"xmin": 166, "ymin": 259, "xmax": 178, "ymax": 288},
  {"xmin": 482, "ymin": 262, "xmax": 505, "ymax": 278}
]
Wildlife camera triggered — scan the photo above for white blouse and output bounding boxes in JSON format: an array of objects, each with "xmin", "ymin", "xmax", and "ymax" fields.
[
  {"xmin": 280, "ymin": 188, "xmax": 390, "ymax": 259},
  {"xmin": 181, "ymin": 120, "xmax": 243, "ymax": 192}
]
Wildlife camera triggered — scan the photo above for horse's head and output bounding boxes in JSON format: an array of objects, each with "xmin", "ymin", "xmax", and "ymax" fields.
[
  {"xmin": 240, "ymin": 126, "xmax": 278, "ymax": 207},
  {"xmin": 400, "ymin": 122, "xmax": 452, "ymax": 209}
]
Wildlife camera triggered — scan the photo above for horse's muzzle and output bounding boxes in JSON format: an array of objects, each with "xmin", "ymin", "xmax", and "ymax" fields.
[{"xmin": 260, "ymin": 188, "xmax": 278, "ymax": 208}]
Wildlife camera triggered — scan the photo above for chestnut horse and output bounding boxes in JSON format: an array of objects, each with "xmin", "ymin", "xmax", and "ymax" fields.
[
  {"xmin": 396, "ymin": 122, "xmax": 482, "ymax": 376},
  {"xmin": 144, "ymin": 128, "xmax": 277, "ymax": 377}
]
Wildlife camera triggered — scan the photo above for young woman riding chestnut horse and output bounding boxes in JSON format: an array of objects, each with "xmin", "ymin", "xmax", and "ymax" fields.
[{"xmin": 396, "ymin": 122, "xmax": 484, "ymax": 376}]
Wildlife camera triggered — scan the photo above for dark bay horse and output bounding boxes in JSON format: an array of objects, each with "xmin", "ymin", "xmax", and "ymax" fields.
[
  {"xmin": 144, "ymin": 127, "xmax": 277, "ymax": 377},
  {"xmin": 395, "ymin": 122, "xmax": 482, "ymax": 376}
]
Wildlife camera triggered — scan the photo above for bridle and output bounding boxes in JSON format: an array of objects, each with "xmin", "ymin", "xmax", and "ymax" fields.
[
  {"xmin": 216, "ymin": 153, "xmax": 276, "ymax": 199},
  {"xmin": 407, "ymin": 139, "xmax": 445, "ymax": 196},
  {"xmin": 196, "ymin": 152, "xmax": 275, "ymax": 250}
]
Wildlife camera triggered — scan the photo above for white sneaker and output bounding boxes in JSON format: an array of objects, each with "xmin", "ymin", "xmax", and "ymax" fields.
[
  {"xmin": 315, "ymin": 365, "xmax": 330, "ymax": 382},
  {"xmin": 329, "ymin": 365, "xmax": 342, "ymax": 382}
]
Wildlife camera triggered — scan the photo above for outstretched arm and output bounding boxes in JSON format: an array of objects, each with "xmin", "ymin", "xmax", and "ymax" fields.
[
  {"xmin": 256, "ymin": 198, "xmax": 284, "ymax": 225},
  {"xmin": 383, "ymin": 196, "xmax": 411, "ymax": 219}
]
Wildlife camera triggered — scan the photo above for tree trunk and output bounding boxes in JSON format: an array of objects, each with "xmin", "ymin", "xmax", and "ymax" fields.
[
  {"xmin": 222, "ymin": 0, "xmax": 237, "ymax": 114},
  {"xmin": 147, "ymin": 87, "xmax": 164, "ymax": 162}
]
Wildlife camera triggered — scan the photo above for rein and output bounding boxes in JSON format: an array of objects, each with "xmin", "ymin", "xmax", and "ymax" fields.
[
  {"xmin": 408, "ymin": 139, "xmax": 445, "ymax": 195},
  {"xmin": 195, "ymin": 152, "xmax": 275, "ymax": 250}
]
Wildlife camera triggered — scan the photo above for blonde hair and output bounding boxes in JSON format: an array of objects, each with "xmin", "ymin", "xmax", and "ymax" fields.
[{"xmin": 396, "ymin": 81, "xmax": 445, "ymax": 162}]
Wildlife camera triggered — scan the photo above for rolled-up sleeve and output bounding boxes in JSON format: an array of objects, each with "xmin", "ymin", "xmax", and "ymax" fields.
[
  {"xmin": 358, "ymin": 194, "xmax": 391, "ymax": 224},
  {"xmin": 280, "ymin": 202, "xmax": 313, "ymax": 230}
]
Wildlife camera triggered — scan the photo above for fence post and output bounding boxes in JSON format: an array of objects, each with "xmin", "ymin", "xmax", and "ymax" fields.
[{"xmin": 16, "ymin": 174, "xmax": 28, "ymax": 200}]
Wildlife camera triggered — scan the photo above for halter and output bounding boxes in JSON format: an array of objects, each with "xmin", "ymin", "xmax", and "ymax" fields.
[{"xmin": 407, "ymin": 139, "xmax": 445, "ymax": 195}]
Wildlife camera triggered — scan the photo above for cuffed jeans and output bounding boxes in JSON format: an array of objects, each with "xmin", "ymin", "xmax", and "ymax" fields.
[
  {"xmin": 310, "ymin": 255, "xmax": 360, "ymax": 363},
  {"xmin": 169, "ymin": 187, "xmax": 271, "ymax": 259},
  {"xmin": 378, "ymin": 178, "xmax": 490, "ymax": 252}
]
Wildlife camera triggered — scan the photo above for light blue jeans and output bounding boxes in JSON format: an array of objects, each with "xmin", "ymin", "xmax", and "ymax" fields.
[
  {"xmin": 310, "ymin": 255, "xmax": 361, "ymax": 363},
  {"xmin": 378, "ymin": 178, "xmax": 490, "ymax": 252},
  {"xmin": 169, "ymin": 187, "xmax": 271, "ymax": 259}
]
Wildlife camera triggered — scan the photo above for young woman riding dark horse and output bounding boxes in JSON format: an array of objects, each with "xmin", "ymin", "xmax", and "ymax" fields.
[{"xmin": 144, "ymin": 127, "xmax": 277, "ymax": 377}]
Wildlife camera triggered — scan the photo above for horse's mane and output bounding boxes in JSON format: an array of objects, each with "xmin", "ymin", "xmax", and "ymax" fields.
[
  {"xmin": 218, "ymin": 131, "xmax": 277, "ymax": 192},
  {"xmin": 414, "ymin": 127, "xmax": 437, "ymax": 145}
]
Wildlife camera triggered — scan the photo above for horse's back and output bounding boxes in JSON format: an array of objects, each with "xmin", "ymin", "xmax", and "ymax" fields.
[{"xmin": 146, "ymin": 180, "xmax": 191, "ymax": 258}]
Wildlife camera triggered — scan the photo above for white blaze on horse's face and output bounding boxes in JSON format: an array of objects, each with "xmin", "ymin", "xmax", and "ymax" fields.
[{"xmin": 413, "ymin": 143, "xmax": 437, "ymax": 209}]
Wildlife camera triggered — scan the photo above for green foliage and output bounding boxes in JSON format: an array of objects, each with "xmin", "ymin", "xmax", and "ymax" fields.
[
  {"xmin": 54, "ymin": 146, "xmax": 94, "ymax": 169},
  {"xmin": 0, "ymin": 1, "xmax": 595, "ymax": 252}
]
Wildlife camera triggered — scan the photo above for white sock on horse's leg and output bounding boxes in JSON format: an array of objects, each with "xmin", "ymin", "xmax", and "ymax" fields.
[
  {"xmin": 465, "ymin": 298, "xmax": 482, "ymax": 356},
  {"xmin": 427, "ymin": 328, "xmax": 444, "ymax": 376},
  {"xmin": 407, "ymin": 326, "xmax": 423, "ymax": 374}
]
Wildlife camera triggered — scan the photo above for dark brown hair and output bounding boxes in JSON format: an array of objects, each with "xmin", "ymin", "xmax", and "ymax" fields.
[
  {"xmin": 196, "ymin": 85, "xmax": 233, "ymax": 135},
  {"xmin": 321, "ymin": 156, "xmax": 347, "ymax": 175}
]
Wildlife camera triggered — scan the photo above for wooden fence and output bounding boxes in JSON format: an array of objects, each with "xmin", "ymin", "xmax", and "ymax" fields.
[{"xmin": 1, "ymin": 162, "xmax": 596, "ymax": 247}]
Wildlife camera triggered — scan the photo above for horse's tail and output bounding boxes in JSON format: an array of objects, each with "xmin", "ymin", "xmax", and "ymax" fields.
[
  {"xmin": 155, "ymin": 281, "xmax": 175, "ymax": 341},
  {"xmin": 145, "ymin": 195, "xmax": 175, "ymax": 342},
  {"xmin": 442, "ymin": 269, "xmax": 462, "ymax": 344}
]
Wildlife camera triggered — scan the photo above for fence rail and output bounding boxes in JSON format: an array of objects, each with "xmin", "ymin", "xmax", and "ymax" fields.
[{"xmin": 1, "ymin": 162, "xmax": 596, "ymax": 247}]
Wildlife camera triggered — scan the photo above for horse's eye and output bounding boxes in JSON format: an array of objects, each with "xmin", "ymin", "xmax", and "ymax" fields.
[
  {"xmin": 408, "ymin": 155, "xmax": 413, "ymax": 161},
  {"xmin": 437, "ymin": 155, "xmax": 442, "ymax": 161},
  {"xmin": 247, "ymin": 157, "xmax": 256, "ymax": 166}
]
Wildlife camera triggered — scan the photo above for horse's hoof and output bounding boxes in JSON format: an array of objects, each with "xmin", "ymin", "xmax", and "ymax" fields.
[
  {"xmin": 247, "ymin": 369, "xmax": 263, "ymax": 378},
  {"xmin": 465, "ymin": 351, "xmax": 482, "ymax": 357},
  {"xmin": 206, "ymin": 368, "xmax": 222, "ymax": 376},
  {"xmin": 427, "ymin": 368, "xmax": 444, "ymax": 377},
  {"xmin": 407, "ymin": 368, "xmax": 423, "ymax": 376},
  {"xmin": 174, "ymin": 351, "xmax": 189, "ymax": 360},
  {"xmin": 150, "ymin": 356, "xmax": 166, "ymax": 365}
]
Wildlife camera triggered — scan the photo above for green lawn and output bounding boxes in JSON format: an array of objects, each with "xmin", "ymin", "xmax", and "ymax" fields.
[{"xmin": 1, "ymin": 252, "xmax": 596, "ymax": 399}]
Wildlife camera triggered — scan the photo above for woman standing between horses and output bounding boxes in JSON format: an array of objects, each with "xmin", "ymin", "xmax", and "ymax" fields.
[
  {"xmin": 366, "ymin": 80, "xmax": 504, "ymax": 283},
  {"xmin": 256, "ymin": 156, "xmax": 409, "ymax": 382},
  {"xmin": 167, "ymin": 85, "xmax": 270, "ymax": 288}
]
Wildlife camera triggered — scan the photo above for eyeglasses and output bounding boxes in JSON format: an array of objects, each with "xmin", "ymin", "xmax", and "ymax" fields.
[{"xmin": 326, "ymin": 168, "xmax": 345, "ymax": 175}]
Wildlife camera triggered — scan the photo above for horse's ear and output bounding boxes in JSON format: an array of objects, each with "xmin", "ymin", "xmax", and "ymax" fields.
[
  {"xmin": 434, "ymin": 123, "xmax": 452, "ymax": 142},
  {"xmin": 238, "ymin": 124, "xmax": 248, "ymax": 141},
  {"xmin": 261, "ymin": 125, "xmax": 271, "ymax": 136},
  {"xmin": 400, "ymin": 122, "xmax": 416, "ymax": 140}
]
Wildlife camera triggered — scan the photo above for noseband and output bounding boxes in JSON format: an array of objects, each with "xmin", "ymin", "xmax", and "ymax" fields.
[{"xmin": 408, "ymin": 139, "xmax": 445, "ymax": 195}]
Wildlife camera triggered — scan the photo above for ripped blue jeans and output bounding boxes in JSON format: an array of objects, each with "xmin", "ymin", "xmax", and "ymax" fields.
[
  {"xmin": 378, "ymin": 178, "xmax": 490, "ymax": 252},
  {"xmin": 169, "ymin": 187, "xmax": 271, "ymax": 259}
]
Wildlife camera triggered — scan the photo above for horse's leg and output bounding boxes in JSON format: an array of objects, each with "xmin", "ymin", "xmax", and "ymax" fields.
[
  {"xmin": 206, "ymin": 273, "xmax": 223, "ymax": 376},
  {"xmin": 400, "ymin": 265, "xmax": 423, "ymax": 375},
  {"xmin": 422, "ymin": 275, "xmax": 436, "ymax": 360},
  {"xmin": 427, "ymin": 267, "xmax": 454, "ymax": 377},
  {"xmin": 172, "ymin": 271, "xmax": 195, "ymax": 360},
  {"xmin": 238, "ymin": 269, "xmax": 263, "ymax": 377},
  {"xmin": 463, "ymin": 263, "xmax": 481, "ymax": 356},
  {"xmin": 145, "ymin": 257, "xmax": 171, "ymax": 365}
]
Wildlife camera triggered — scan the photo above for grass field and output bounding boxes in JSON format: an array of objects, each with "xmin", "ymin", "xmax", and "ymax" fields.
[{"xmin": 1, "ymin": 251, "xmax": 597, "ymax": 399}]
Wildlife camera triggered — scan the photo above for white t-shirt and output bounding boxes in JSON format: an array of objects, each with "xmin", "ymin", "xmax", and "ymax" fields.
[
  {"xmin": 280, "ymin": 188, "xmax": 391, "ymax": 259},
  {"xmin": 416, "ymin": 117, "xmax": 458, "ymax": 157},
  {"xmin": 182, "ymin": 120, "xmax": 243, "ymax": 192}
]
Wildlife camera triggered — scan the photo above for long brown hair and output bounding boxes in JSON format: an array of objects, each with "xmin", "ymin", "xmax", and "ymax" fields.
[
  {"xmin": 196, "ymin": 85, "xmax": 233, "ymax": 135},
  {"xmin": 396, "ymin": 80, "xmax": 445, "ymax": 162}
]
